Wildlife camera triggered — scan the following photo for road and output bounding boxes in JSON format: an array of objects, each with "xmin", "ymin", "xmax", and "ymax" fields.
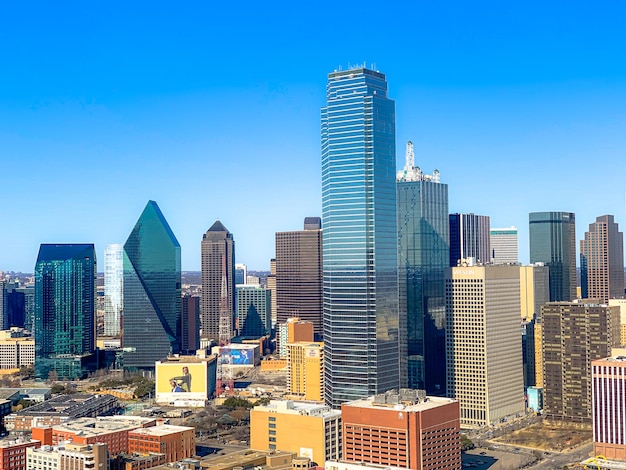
[{"xmin": 526, "ymin": 443, "xmax": 593, "ymax": 469}]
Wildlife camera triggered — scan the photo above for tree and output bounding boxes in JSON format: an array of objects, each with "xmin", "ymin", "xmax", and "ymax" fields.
[
  {"xmin": 222, "ymin": 397, "xmax": 253, "ymax": 410},
  {"xmin": 460, "ymin": 434, "xmax": 475, "ymax": 451}
]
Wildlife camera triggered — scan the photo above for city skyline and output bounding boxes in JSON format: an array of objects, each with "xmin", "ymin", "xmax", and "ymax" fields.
[{"xmin": 1, "ymin": 2, "xmax": 625, "ymax": 273}]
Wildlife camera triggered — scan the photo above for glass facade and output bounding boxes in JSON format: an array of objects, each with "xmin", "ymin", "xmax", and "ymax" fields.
[
  {"xmin": 123, "ymin": 201, "xmax": 182, "ymax": 370},
  {"xmin": 529, "ymin": 212, "xmax": 576, "ymax": 302},
  {"xmin": 321, "ymin": 67, "xmax": 399, "ymax": 407},
  {"xmin": 104, "ymin": 244, "xmax": 124, "ymax": 336},
  {"xmin": 397, "ymin": 179, "xmax": 449, "ymax": 394},
  {"xmin": 34, "ymin": 244, "xmax": 96, "ymax": 379}
]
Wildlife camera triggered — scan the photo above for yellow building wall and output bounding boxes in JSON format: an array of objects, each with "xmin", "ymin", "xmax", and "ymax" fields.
[
  {"xmin": 250, "ymin": 410, "xmax": 328, "ymax": 464},
  {"xmin": 260, "ymin": 359, "xmax": 287, "ymax": 372},
  {"xmin": 287, "ymin": 343, "xmax": 323, "ymax": 402},
  {"xmin": 534, "ymin": 322, "xmax": 543, "ymax": 388},
  {"xmin": 303, "ymin": 347, "xmax": 323, "ymax": 402}
]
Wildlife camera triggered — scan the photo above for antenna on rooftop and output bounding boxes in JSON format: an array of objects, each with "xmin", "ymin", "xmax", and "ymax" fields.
[{"xmin": 406, "ymin": 141, "xmax": 415, "ymax": 169}]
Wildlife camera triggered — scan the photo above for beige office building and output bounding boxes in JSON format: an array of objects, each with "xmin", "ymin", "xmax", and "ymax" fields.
[
  {"xmin": 519, "ymin": 264, "xmax": 549, "ymax": 321},
  {"xmin": 445, "ymin": 264, "xmax": 525, "ymax": 427},
  {"xmin": 609, "ymin": 299, "xmax": 626, "ymax": 346},
  {"xmin": 250, "ymin": 400, "xmax": 341, "ymax": 464}
]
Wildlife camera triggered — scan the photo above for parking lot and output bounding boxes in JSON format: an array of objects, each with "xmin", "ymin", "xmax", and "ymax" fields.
[{"xmin": 463, "ymin": 448, "xmax": 534, "ymax": 469}]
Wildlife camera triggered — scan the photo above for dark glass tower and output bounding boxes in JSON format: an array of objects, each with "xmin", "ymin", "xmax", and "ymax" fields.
[
  {"xmin": 34, "ymin": 244, "xmax": 96, "ymax": 379},
  {"xmin": 397, "ymin": 150, "xmax": 449, "ymax": 394},
  {"xmin": 529, "ymin": 212, "xmax": 576, "ymax": 301},
  {"xmin": 449, "ymin": 213, "xmax": 490, "ymax": 266},
  {"xmin": 321, "ymin": 67, "xmax": 399, "ymax": 407},
  {"xmin": 123, "ymin": 201, "xmax": 181, "ymax": 370}
]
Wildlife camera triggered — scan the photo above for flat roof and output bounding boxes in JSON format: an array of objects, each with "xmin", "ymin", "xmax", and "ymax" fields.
[
  {"xmin": 344, "ymin": 395, "xmax": 457, "ymax": 413},
  {"xmin": 129, "ymin": 424, "xmax": 194, "ymax": 437},
  {"xmin": 51, "ymin": 417, "xmax": 156, "ymax": 436}
]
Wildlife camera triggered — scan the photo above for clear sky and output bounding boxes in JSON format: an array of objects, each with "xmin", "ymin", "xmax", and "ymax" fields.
[{"xmin": 1, "ymin": 1, "xmax": 625, "ymax": 273}]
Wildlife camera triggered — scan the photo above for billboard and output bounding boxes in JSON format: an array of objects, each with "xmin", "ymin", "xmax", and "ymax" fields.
[
  {"xmin": 219, "ymin": 346, "xmax": 255, "ymax": 365},
  {"xmin": 155, "ymin": 362, "xmax": 208, "ymax": 404}
]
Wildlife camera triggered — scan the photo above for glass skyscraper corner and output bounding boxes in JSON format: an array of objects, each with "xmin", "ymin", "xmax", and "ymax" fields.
[
  {"xmin": 34, "ymin": 243, "xmax": 96, "ymax": 379},
  {"xmin": 123, "ymin": 201, "xmax": 182, "ymax": 371},
  {"xmin": 321, "ymin": 67, "xmax": 399, "ymax": 408}
]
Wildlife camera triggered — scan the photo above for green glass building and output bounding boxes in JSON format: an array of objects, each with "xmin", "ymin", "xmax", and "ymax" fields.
[
  {"xmin": 34, "ymin": 244, "xmax": 96, "ymax": 379},
  {"xmin": 397, "ymin": 169, "xmax": 449, "ymax": 394},
  {"xmin": 123, "ymin": 201, "xmax": 182, "ymax": 371},
  {"xmin": 529, "ymin": 211, "xmax": 576, "ymax": 302}
]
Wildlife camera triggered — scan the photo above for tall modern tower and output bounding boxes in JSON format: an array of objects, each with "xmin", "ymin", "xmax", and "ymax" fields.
[
  {"xmin": 529, "ymin": 212, "xmax": 577, "ymax": 301},
  {"xmin": 580, "ymin": 215, "xmax": 624, "ymax": 303},
  {"xmin": 275, "ymin": 217, "xmax": 323, "ymax": 339},
  {"xmin": 397, "ymin": 141, "xmax": 449, "ymax": 394},
  {"xmin": 123, "ymin": 201, "xmax": 181, "ymax": 371},
  {"xmin": 449, "ymin": 213, "xmax": 490, "ymax": 266},
  {"xmin": 201, "ymin": 220, "xmax": 235, "ymax": 343},
  {"xmin": 104, "ymin": 244, "xmax": 124, "ymax": 337},
  {"xmin": 34, "ymin": 244, "xmax": 96, "ymax": 379},
  {"xmin": 321, "ymin": 66, "xmax": 399, "ymax": 407}
]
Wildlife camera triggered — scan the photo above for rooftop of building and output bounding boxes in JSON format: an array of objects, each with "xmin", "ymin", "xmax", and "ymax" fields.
[
  {"xmin": 129, "ymin": 424, "xmax": 194, "ymax": 437},
  {"xmin": 0, "ymin": 437, "xmax": 39, "ymax": 448},
  {"xmin": 49, "ymin": 416, "xmax": 156, "ymax": 436},
  {"xmin": 343, "ymin": 389, "xmax": 458, "ymax": 413},
  {"xmin": 254, "ymin": 399, "xmax": 340, "ymax": 418},
  {"xmin": 158, "ymin": 353, "xmax": 216, "ymax": 364},
  {"xmin": 15, "ymin": 393, "xmax": 117, "ymax": 417},
  {"xmin": 200, "ymin": 449, "xmax": 296, "ymax": 470}
]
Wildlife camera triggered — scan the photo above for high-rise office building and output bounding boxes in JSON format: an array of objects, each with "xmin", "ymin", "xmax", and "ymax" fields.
[
  {"xmin": 490, "ymin": 227, "xmax": 518, "ymax": 264},
  {"xmin": 275, "ymin": 217, "xmax": 323, "ymax": 339},
  {"xmin": 580, "ymin": 215, "xmax": 624, "ymax": 303},
  {"xmin": 267, "ymin": 259, "xmax": 277, "ymax": 329},
  {"xmin": 397, "ymin": 142, "xmax": 449, "ymax": 393},
  {"xmin": 235, "ymin": 285, "xmax": 271, "ymax": 337},
  {"xmin": 34, "ymin": 244, "xmax": 96, "ymax": 379},
  {"xmin": 529, "ymin": 212, "xmax": 577, "ymax": 301},
  {"xmin": 445, "ymin": 264, "xmax": 525, "ymax": 427},
  {"xmin": 16, "ymin": 286, "xmax": 34, "ymax": 332},
  {"xmin": 592, "ymin": 354, "xmax": 626, "ymax": 461},
  {"xmin": 103, "ymin": 244, "xmax": 124, "ymax": 337},
  {"xmin": 181, "ymin": 295, "xmax": 200, "ymax": 354},
  {"xmin": 449, "ymin": 213, "xmax": 490, "ymax": 266},
  {"xmin": 321, "ymin": 66, "xmax": 399, "ymax": 407},
  {"xmin": 201, "ymin": 220, "xmax": 235, "ymax": 343},
  {"xmin": 542, "ymin": 301, "xmax": 620, "ymax": 422},
  {"xmin": 123, "ymin": 201, "xmax": 181, "ymax": 371}
]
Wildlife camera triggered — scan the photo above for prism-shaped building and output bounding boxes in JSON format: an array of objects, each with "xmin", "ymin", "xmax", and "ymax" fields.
[{"xmin": 123, "ymin": 201, "xmax": 181, "ymax": 371}]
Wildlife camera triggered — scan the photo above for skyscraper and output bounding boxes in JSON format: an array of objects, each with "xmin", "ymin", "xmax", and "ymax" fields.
[
  {"xmin": 449, "ymin": 213, "xmax": 491, "ymax": 266},
  {"xmin": 201, "ymin": 221, "xmax": 235, "ymax": 343},
  {"xmin": 321, "ymin": 66, "xmax": 399, "ymax": 407},
  {"xmin": 181, "ymin": 295, "xmax": 200, "ymax": 354},
  {"xmin": 397, "ymin": 141, "xmax": 449, "ymax": 393},
  {"xmin": 235, "ymin": 284, "xmax": 271, "ymax": 337},
  {"xmin": 123, "ymin": 201, "xmax": 181, "ymax": 371},
  {"xmin": 542, "ymin": 301, "xmax": 620, "ymax": 422},
  {"xmin": 580, "ymin": 215, "xmax": 624, "ymax": 303},
  {"xmin": 490, "ymin": 226, "xmax": 518, "ymax": 264},
  {"xmin": 529, "ymin": 211, "xmax": 577, "ymax": 301},
  {"xmin": 34, "ymin": 244, "xmax": 96, "ymax": 379},
  {"xmin": 445, "ymin": 264, "xmax": 525, "ymax": 427},
  {"xmin": 275, "ymin": 217, "xmax": 323, "ymax": 339},
  {"xmin": 103, "ymin": 244, "xmax": 124, "ymax": 337}
]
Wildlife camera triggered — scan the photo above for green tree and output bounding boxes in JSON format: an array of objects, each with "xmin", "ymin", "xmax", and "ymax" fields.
[{"xmin": 460, "ymin": 434, "xmax": 475, "ymax": 451}]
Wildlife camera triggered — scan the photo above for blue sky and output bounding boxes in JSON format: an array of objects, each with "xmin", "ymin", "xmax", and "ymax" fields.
[{"xmin": 1, "ymin": 1, "xmax": 625, "ymax": 272}]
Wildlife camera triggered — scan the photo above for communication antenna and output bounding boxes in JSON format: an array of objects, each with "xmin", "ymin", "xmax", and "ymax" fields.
[
  {"xmin": 406, "ymin": 141, "xmax": 415, "ymax": 169},
  {"xmin": 216, "ymin": 254, "xmax": 234, "ymax": 397}
]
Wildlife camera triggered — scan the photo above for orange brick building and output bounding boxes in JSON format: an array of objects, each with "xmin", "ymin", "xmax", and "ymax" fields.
[
  {"xmin": 32, "ymin": 417, "xmax": 157, "ymax": 456},
  {"xmin": 341, "ymin": 390, "xmax": 460, "ymax": 470},
  {"xmin": 128, "ymin": 425, "xmax": 195, "ymax": 462},
  {"xmin": 0, "ymin": 439, "xmax": 40, "ymax": 470}
]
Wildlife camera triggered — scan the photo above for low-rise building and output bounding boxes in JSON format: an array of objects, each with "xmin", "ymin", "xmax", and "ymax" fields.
[
  {"xmin": 26, "ymin": 442, "xmax": 107, "ymax": 470},
  {"xmin": 128, "ymin": 425, "xmax": 195, "ymax": 462},
  {"xmin": 5, "ymin": 394, "xmax": 118, "ymax": 433},
  {"xmin": 0, "ymin": 337, "xmax": 34, "ymax": 371},
  {"xmin": 342, "ymin": 390, "xmax": 461, "ymax": 470},
  {"xmin": 250, "ymin": 400, "xmax": 341, "ymax": 464},
  {"xmin": 0, "ymin": 438, "xmax": 40, "ymax": 470}
]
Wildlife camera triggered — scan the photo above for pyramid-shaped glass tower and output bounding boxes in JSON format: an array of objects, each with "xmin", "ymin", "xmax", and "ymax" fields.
[{"xmin": 123, "ymin": 201, "xmax": 181, "ymax": 370}]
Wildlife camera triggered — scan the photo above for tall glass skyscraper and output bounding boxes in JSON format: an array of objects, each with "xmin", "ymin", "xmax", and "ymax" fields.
[
  {"xmin": 34, "ymin": 244, "xmax": 96, "ymax": 379},
  {"xmin": 397, "ymin": 146, "xmax": 449, "ymax": 394},
  {"xmin": 529, "ymin": 211, "xmax": 576, "ymax": 302},
  {"xmin": 104, "ymin": 244, "xmax": 124, "ymax": 337},
  {"xmin": 321, "ymin": 67, "xmax": 399, "ymax": 407},
  {"xmin": 123, "ymin": 201, "xmax": 181, "ymax": 371}
]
